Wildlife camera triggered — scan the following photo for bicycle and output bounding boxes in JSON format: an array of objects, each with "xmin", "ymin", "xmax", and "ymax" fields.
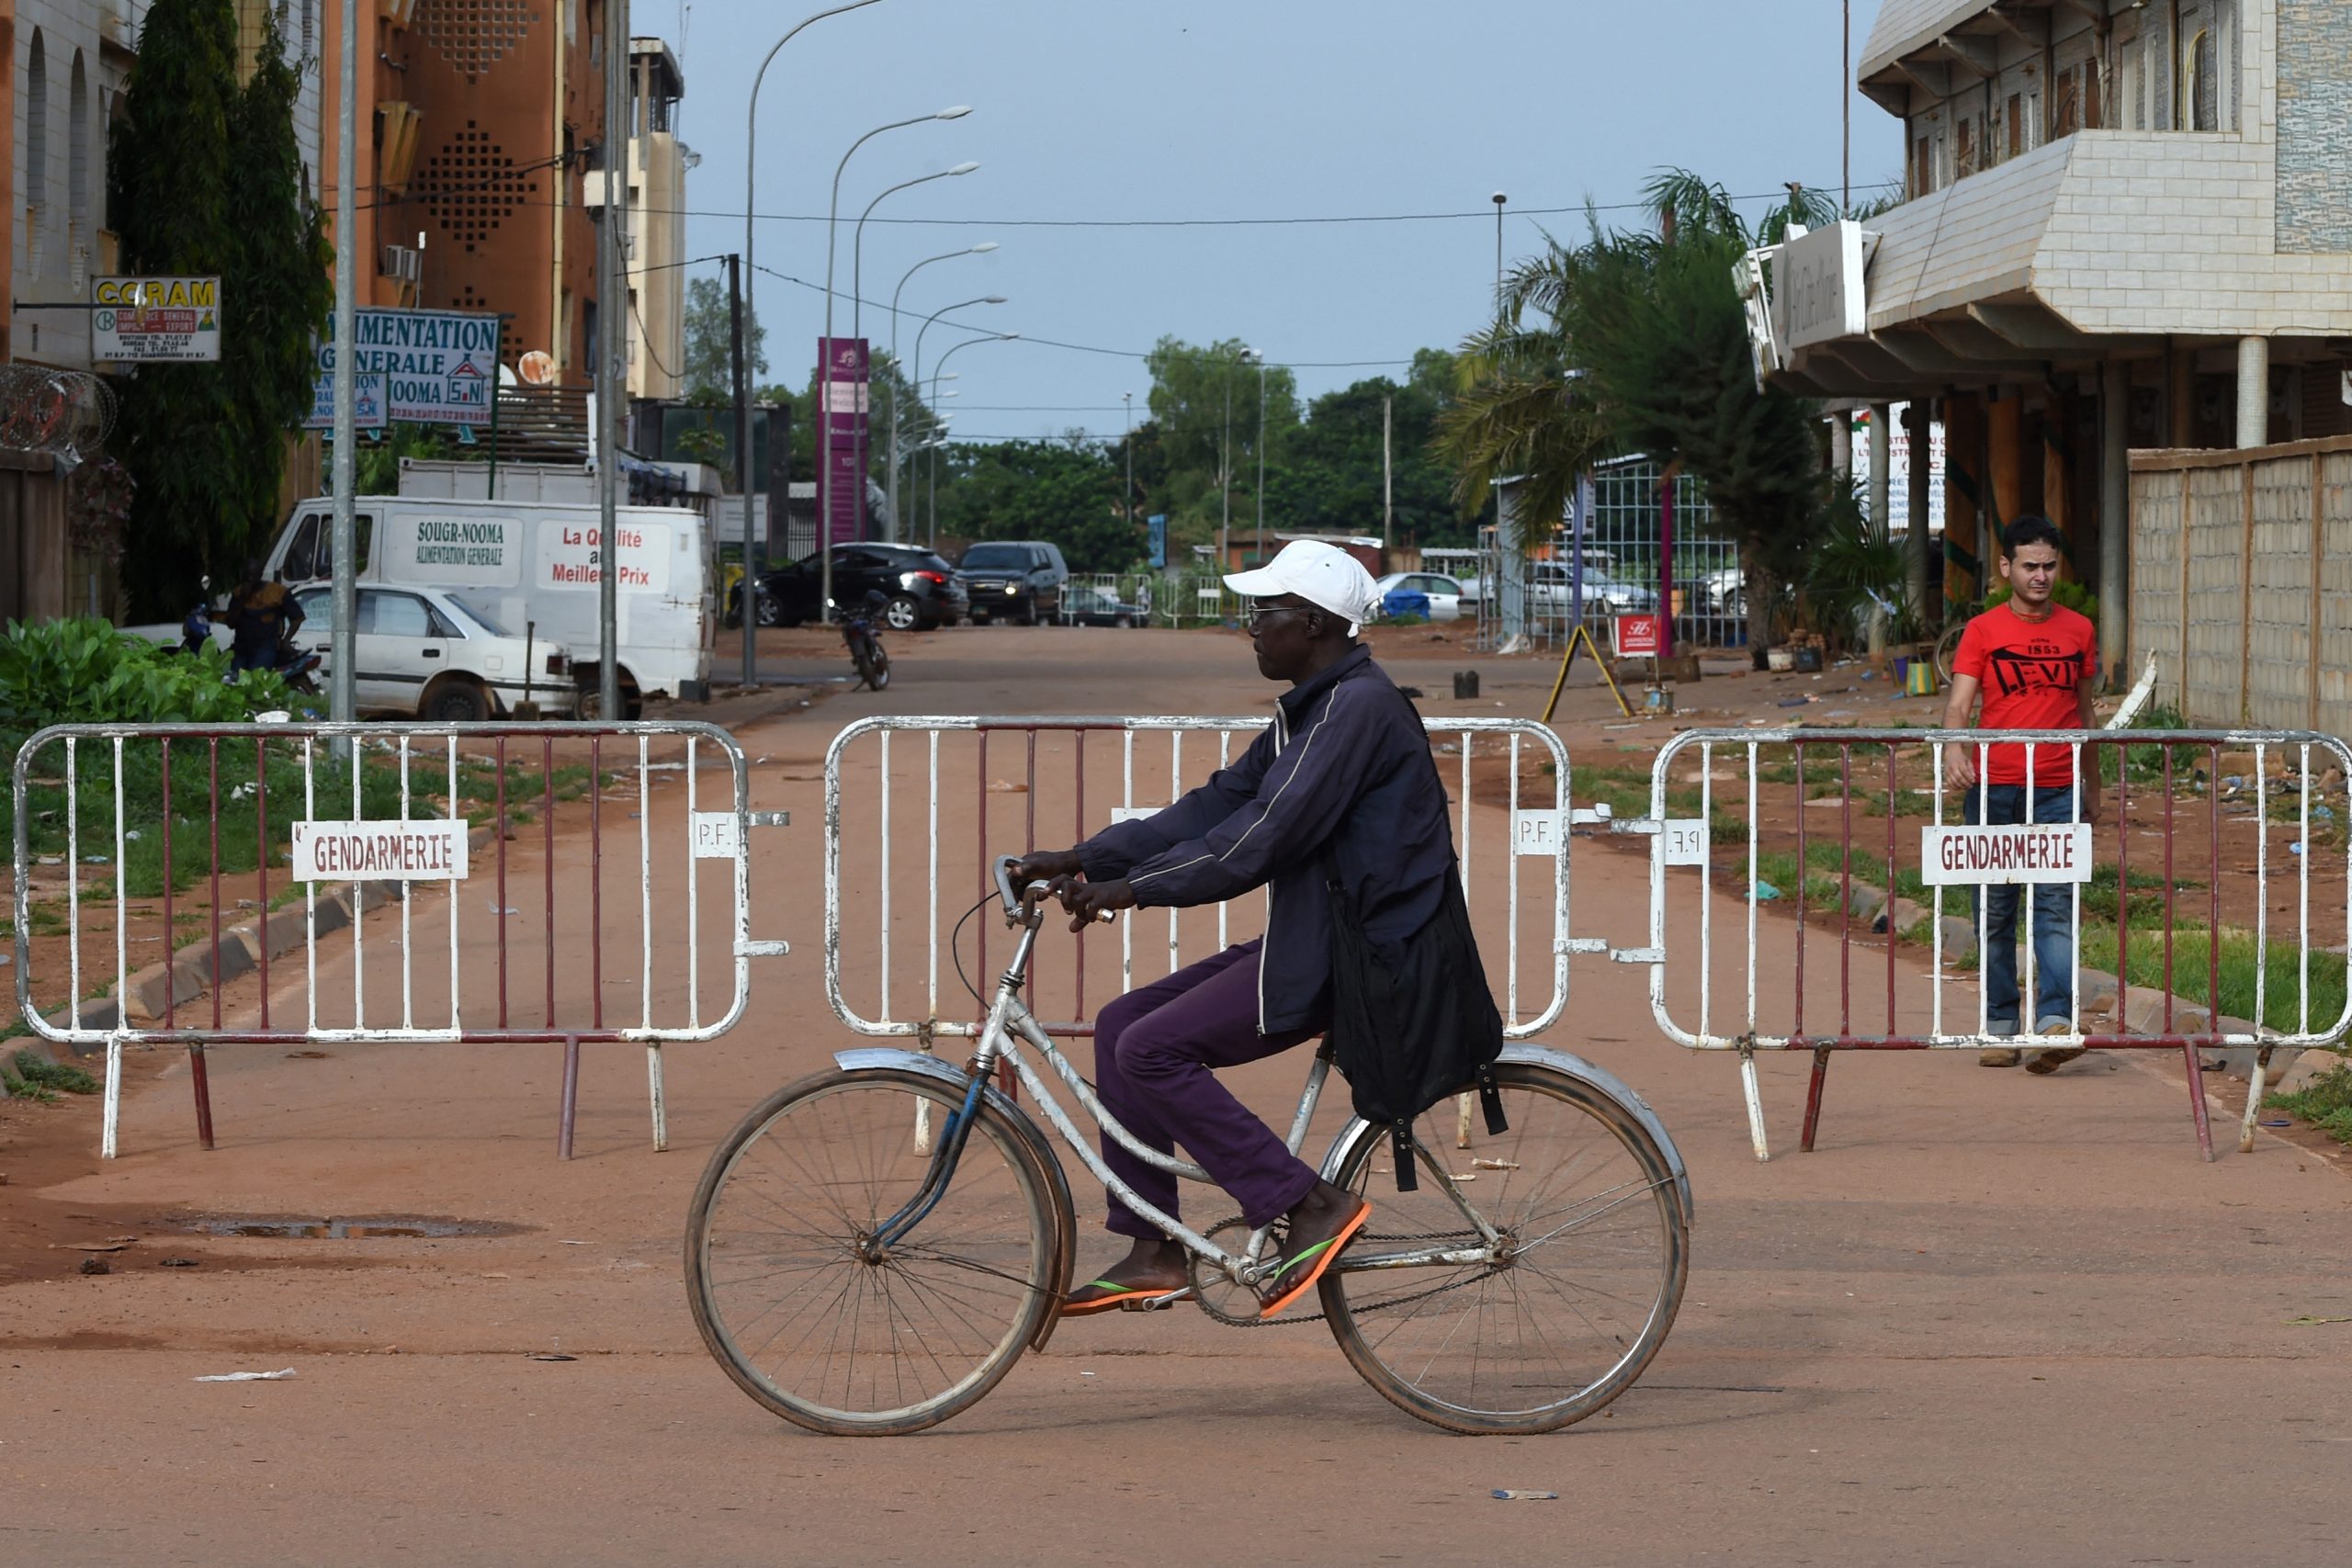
[{"xmin": 684, "ymin": 856, "xmax": 1692, "ymax": 1437}]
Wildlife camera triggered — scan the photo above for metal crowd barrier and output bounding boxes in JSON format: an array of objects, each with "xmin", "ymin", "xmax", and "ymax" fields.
[
  {"xmin": 1639, "ymin": 726, "xmax": 2352, "ymax": 1162},
  {"xmin": 822, "ymin": 715, "xmax": 1578, "ymax": 1053},
  {"xmin": 9, "ymin": 720, "xmax": 788, "ymax": 1157}
]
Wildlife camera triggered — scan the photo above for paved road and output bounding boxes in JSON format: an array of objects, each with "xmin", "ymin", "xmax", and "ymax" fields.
[{"xmin": 6, "ymin": 627, "xmax": 2348, "ymax": 1567}]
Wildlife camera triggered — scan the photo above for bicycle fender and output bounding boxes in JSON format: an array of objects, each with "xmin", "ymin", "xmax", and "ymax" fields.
[
  {"xmin": 831, "ymin": 1048, "xmax": 1079, "ymax": 1349},
  {"xmin": 1313, "ymin": 1043, "xmax": 1693, "ymax": 1227}
]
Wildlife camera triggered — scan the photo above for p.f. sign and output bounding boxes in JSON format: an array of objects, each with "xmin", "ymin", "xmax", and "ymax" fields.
[{"xmin": 1920, "ymin": 823, "xmax": 2095, "ymax": 886}]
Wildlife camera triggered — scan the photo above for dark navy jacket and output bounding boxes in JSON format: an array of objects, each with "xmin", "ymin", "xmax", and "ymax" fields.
[{"xmin": 1075, "ymin": 644, "xmax": 1454, "ymax": 1033}]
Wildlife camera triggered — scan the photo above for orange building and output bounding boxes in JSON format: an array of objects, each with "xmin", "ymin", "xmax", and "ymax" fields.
[{"xmin": 322, "ymin": 0, "xmax": 606, "ymax": 378}]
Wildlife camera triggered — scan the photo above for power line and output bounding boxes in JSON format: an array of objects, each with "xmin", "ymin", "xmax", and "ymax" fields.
[{"xmin": 748, "ymin": 261, "xmax": 1418, "ymax": 369}]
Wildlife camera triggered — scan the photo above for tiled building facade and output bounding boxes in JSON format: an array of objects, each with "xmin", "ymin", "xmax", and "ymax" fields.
[{"xmin": 1769, "ymin": 0, "xmax": 2352, "ymax": 677}]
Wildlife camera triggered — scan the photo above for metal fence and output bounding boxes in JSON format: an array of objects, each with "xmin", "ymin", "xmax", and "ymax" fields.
[
  {"xmin": 10, "ymin": 720, "xmax": 789, "ymax": 1157},
  {"xmin": 1637, "ymin": 726, "xmax": 2352, "ymax": 1162},
  {"xmin": 821, "ymin": 716, "xmax": 1586, "ymax": 1048},
  {"xmin": 1475, "ymin": 458, "xmax": 1746, "ymax": 653}
]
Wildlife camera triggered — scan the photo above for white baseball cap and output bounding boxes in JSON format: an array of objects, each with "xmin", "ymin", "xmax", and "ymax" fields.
[{"xmin": 1224, "ymin": 540, "xmax": 1383, "ymax": 637}]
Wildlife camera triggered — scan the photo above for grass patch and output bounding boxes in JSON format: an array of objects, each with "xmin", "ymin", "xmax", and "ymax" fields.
[
  {"xmin": 3, "ymin": 1046, "xmax": 99, "ymax": 1102},
  {"xmin": 2078, "ymin": 923, "xmax": 2348, "ymax": 1035},
  {"xmin": 2265, "ymin": 1059, "xmax": 2352, "ymax": 1145}
]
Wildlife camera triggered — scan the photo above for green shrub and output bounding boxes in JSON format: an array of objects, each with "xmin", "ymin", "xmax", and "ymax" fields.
[
  {"xmin": 0, "ymin": 616, "xmax": 297, "ymax": 735},
  {"xmin": 2266, "ymin": 1057, "xmax": 2352, "ymax": 1145}
]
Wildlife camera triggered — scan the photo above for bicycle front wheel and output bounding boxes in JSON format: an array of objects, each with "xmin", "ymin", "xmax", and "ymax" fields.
[
  {"xmin": 685, "ymin": 1068, "xmax": 1059, "ymax": 1436},
  {"xmin": 1319, "ymin": 1063, "xmax": 1688, "ymax": 1435}
]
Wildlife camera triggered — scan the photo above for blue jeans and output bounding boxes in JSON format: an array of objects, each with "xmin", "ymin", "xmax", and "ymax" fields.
[{"xmin": 1965, "ymin": 784, "xmax": 2080, "ymax": 1032}]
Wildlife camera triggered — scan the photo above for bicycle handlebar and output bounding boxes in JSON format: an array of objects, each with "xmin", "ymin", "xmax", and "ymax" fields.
[{"xmin": 992, "ymin": 853, "xmax": 1114, "ymax": 926}]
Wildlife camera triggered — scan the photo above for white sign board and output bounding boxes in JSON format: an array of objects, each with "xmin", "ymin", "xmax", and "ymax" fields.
[
  {"xmin": 92, "ymin": 276, "xmax": 221, "ymax": 362},
  {"xmin": 306, "ymin": 372, "xmax": 389, "ymax": 431},
  {"xmin": 1920, "ymin": 824, "xmax": 2095, "ymax": 886},
  {"xmin": 691, "ymin": 812, "xmax": 741, "ymax": 859},
  {"xmin": 534, "ymin": 517, "xmax": 673, "ymax": 594},
  {"xmin": 1772, "ymin": 220, "xmax": 1870, "ymax": 352},
  {"xmin": 1513, "ymin": 809, "xmax": 1563, "ymax": 857},
  {"xmin": 314, "ymin": 308, "xmax": 502, "ymax": 427},
  {"xmin": 1659, "ymin": 819, "xmax": 1710, "ymax": 866},
  {"xmin": 289, "ymin": 820, "xmax": 470, "ymax": 883},
  {"xmin": 393, "ymin": 512, "xmax": 521, "ymax": 586}
]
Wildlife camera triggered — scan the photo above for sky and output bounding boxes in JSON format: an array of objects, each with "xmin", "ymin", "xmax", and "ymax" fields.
[{"xmin": 655, "ymin": 0, "xmax": 1905, "ymax": 445}]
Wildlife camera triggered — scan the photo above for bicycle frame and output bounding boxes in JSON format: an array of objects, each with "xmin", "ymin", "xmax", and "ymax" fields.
[{"xmin": 869, "ymin": 862, "xmax": 1503, "ymax": 1287}]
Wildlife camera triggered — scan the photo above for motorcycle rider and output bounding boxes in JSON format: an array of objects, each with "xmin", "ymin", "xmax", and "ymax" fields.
[{"xmin": 222, "ymin": 560, "xmax": 303, "ymax": 675}]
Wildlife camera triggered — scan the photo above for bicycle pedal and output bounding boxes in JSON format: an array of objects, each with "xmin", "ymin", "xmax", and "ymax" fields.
[{"xmin": 1118, "ymin": 1288, "xmax": 1193, "ymax": 1313}]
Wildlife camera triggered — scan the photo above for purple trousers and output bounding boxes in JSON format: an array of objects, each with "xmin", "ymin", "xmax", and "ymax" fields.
[{"xmin": 1091, "ymin": 939, "xmax": 1326, "ymax": 1237}]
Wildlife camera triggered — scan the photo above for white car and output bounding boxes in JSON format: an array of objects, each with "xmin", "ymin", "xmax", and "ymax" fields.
[
  {"xmin": 1373, "ymin": 571, "xmax": 1466, "ymax": 622},
  {"xmin": 1457, "ymin": 561, "xmax": 1657, "ymax": 615},
  {"xmin": 289, "ymin": 584, "xmax": 579, "ymax": 722}
]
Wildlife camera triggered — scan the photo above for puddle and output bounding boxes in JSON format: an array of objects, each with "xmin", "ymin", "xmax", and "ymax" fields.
[{"xmin": 174, "ymin": 1213, "xmax": 523, "ymax": 1240}]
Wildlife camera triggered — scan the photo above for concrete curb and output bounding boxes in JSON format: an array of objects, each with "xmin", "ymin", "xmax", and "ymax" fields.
[{"xmin": 37, "ymin": 823, "xmax": 497, "ymax": 1059}]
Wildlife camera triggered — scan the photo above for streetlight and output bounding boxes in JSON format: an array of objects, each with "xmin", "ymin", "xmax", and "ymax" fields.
[
  {"xmin": 1123, "ymin": 390, "xmax": 1135, "ymax": 531},
  {"xmin": 1492, "ymin": 191, "xmax": 1508, "ymax": 313},
  {"xmin": 1242, "ymin": 348, "xmax": 1268, "ymax": 564},
  {"xmin": 853, "ymin": 164, "xmax": 979, "ymax": 343},
  {"xmin": 820, "ymin": 104, "xmax": 970, "ymax": 619},
  {"xmin": 903, "ymin": 373, "xmax": 956, "ymax": 512},
  {"xmin": 1221, "ymin": 344, "xmax": 1255, "ymax": 571},
  {"xmin": 927, "ymin": 332, "xmax": 1019, "ymax": 547},
  {"xmin": 887, "ymin": 243, "xmax": 998, "ymax": 530},
  {"xmin": 910, "ymin": 295, "xmax": 1006, "ymax": 442},
  {"xmin": 741, "ymin": 0, "xmax": 887, "ymax": 678}
]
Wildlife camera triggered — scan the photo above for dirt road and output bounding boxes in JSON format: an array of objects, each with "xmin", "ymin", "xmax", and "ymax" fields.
[{"xmin": 5, "ymin": 626, "xmax": 2348, "ymax": 1567}]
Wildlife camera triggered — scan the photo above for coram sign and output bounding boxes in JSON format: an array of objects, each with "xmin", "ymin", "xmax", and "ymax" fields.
[
  {"xmin": 314, "ymin": 308, "xmax": 502, "ymax": 427},
  {"xmin": 1770, "ymin": 220, "xmax": 1873, "ymax": 353},
  {"xmin": 92, "ymin": 276, "xmax": 221, "ymax": 362},
  {"xmin": 288, "ymin": 819, "xmax": 471, "ymax": 883},
  {"xmin": 1919, "ymin": 823, "xmax": 2096, "ymax": 886}
]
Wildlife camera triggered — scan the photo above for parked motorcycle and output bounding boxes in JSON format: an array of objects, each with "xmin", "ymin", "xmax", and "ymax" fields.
[{"xmin": 842, "ymin": 591, "xmax": 892, "ymax": 692}]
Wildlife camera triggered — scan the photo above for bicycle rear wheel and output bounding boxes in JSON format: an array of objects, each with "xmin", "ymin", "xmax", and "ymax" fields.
[
  {"xmin": 1319, "ymin": 1063, "xmax": 1688, "ymax": 1435},
  {"xmin": 685, "ymin": 1067, "xmax": 1058, "ymax": 1436}
]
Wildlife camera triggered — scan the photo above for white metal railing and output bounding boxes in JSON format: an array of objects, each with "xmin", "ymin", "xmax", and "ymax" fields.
[
  {"xmin": 822, "ymin": 715, "xmax": 1580, "ymax": 1045},
  {"xmin": 1637, "ymin": 725, "xmax": 2352, "ymax": 1162},
  {"xmin": 10, "ymin": 720, "xmax": 789, "ymax": 1157}
]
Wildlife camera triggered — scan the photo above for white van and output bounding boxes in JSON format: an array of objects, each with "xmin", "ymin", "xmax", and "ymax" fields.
[{"xmin": 263, "ymin": 496, "xmax": 716, "ymax": 716}]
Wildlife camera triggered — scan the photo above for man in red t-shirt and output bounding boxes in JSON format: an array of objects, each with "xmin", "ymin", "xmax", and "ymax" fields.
[{"xmin": 1942, "ymin": 516, "xmax": 2100, "ymax": 1072}]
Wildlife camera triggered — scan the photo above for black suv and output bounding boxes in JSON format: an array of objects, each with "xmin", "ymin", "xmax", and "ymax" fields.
[
  {"xmin": 733, "ymin": 544, "xmax": 967, "ymax": 631},
  {"xmin": 956, "ymin": 541, "xmax": 1068, "ymax": 626}
]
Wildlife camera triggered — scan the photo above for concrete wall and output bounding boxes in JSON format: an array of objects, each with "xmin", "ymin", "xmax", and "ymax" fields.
[{"xmin": 2130, "ymin": 434, "xmax": 2352, "ymax": 730}]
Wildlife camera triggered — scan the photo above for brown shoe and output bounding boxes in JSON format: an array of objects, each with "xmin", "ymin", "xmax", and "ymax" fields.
[
  {"xmin": 1979, "ymin": 1048, "xmax": 2021, "ymax": 1067},
  {"xmin": 2024, "ymin": 1019, "xmax": 2084, "ymax": 1074}
]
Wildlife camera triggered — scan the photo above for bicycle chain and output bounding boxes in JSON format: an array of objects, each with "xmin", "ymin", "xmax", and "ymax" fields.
[{"xmin": 1186, "ymin": 1216, "xmax": 1504, "ymax": 1329}]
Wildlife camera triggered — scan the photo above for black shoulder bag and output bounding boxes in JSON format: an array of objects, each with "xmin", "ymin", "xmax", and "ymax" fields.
[{"xmin": 1322, "ymin": 858, "xmax": 1507, "ymax": 1192}]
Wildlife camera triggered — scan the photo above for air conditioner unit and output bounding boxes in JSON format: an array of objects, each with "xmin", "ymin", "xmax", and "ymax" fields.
[{"xmin": 379, "ymin": 245, "xmax": 423, "ymax": 284}]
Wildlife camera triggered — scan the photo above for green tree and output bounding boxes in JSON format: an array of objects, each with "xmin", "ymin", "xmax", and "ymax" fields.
[
  {"xmin": 1143, "ymin": 336, "xmax": 1299, "ymax": 547},
  {"xmin": 110, "ymin": 0, "xmax": 243, "ymax": 613},
  {"xmin": 1437, "ymin": 170, "xmax": 1840, "ymax": 654},
  {"xmin": 682, "ymin": 276, "xmax": 766, "ymax": 403},
  {"xmin": 930, "ymin": 439, "xmax": 1136, "ymax": 571},
  {"xmin": 221, "ymin": 17, "xmax": 332, "ymax": 548},
  {"xmin": 1272, "ymin": 350, "xmax": 1464, "ymax": 547}
]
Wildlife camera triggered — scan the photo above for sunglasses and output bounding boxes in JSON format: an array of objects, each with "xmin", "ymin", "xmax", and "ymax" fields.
[{"xmin": 1246, "ymin": 602, "xmax": 1317, "ymax": 629}]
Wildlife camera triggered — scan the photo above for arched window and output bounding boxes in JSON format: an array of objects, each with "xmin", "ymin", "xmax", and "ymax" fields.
[
  {"xmin": 26, "ymin": 30, "xmax": 48, "ymax": 272},
  {"xmin": 69, "ymin": 51, "xmax": 89, "ymax": 291}
]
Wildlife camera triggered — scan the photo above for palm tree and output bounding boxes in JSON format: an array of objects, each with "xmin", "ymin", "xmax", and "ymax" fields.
[{"xmin": 1436, "ymin": 169, "xmax": 1844, "ymax": 658}]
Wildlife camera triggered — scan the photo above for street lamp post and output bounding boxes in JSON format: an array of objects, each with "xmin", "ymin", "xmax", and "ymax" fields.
[
  {"xmin": 908, "ymin": 294, "xmax": 1005, "ymax": 513},
  {"xmin": 742, "ymin": 0, "xmax": 887, "ymax": 675},
  {"xmin": 888, "ymin": 243, "xmax": 997, "ymax": 531},
  {"xmin": 1123, "ymin": 390, "xmax": 1134, "ymax": 530},
  {"xmin": 820, "ymin": 105, "xmax": 969, "ymax": 619},
  {"xmin": 904, "ymin": 374, "xmax": 956, "ymax": 512},
  {"xmin": 926, "ymin": 332, "xmax": 1018, "ymax": 547},
  {"xmin": 1492, "ymin": 191, "xmax": 1507, "ymax": 313},
  {"xmin": 854, "ymin": 164, "xmax": 978, "ymax": 344},
  {"xmin": 1246, "ymin": 349, "xmax": 1267, "ymax": 564}
]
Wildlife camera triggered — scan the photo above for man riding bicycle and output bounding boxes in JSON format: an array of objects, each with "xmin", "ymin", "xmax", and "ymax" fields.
[{"xmin": 1015, "ymin": 539, "xmax": 1467, "ymax": 1320}]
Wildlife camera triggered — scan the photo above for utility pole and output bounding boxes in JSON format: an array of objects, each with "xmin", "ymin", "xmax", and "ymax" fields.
[
  {"xmin": 1842, "ymin": 1, "xmax": 1851, "ymax": 210},
  {"xmin": 729, "ymin": 253, "xmax": 753, "ymax": 686},
  {"xmin": 1123, "ymin": 390, "xmax": 1134, "ymax": 527},
  {"xmin": 595, "ymin": 0, "xmax": 630, "ymax": 718},
  {"xmin": 1382, "ymin": 393, "xmax": 1393, "ymax": 540},
  {"xmin": 1492, "ymin": 191, "xmax": 1507, "ymax": 313},
  {"xmin": 329, "ymin": 0, "xmax": 358, "ymax": 736},
  {"xmin": 1254, "ymin": 354, "xmax": 1266, "ymax": 566}
]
